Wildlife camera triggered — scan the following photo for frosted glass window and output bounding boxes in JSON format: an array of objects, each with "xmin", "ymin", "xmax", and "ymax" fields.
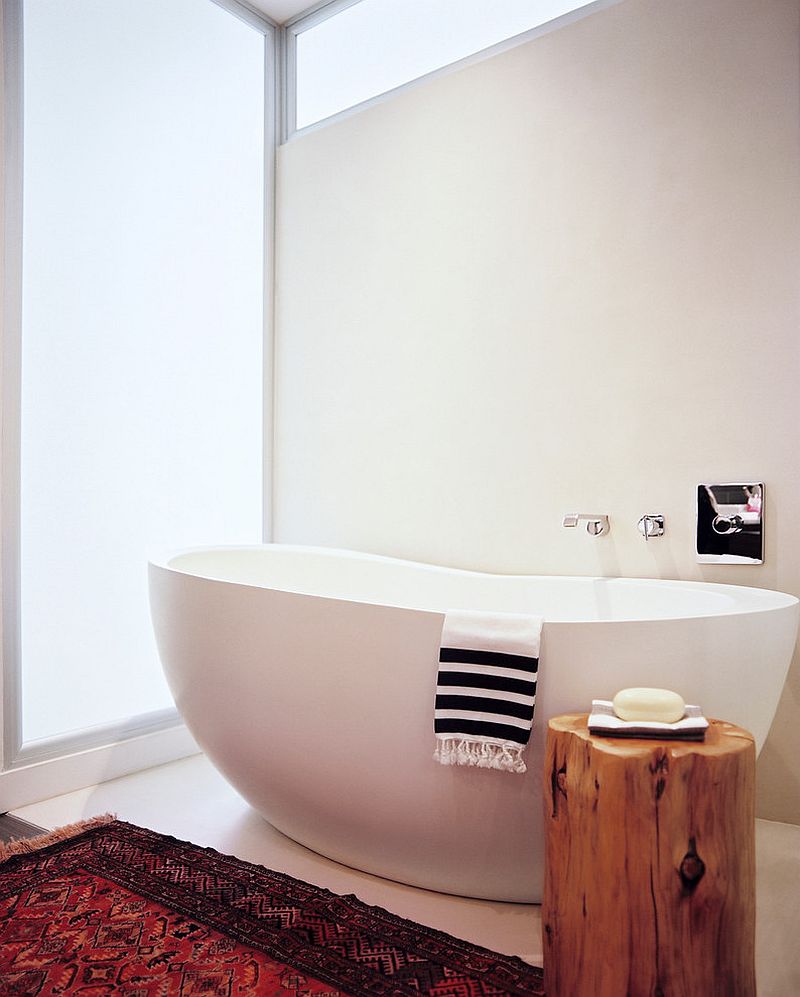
[
  {"xmin": 295, "ymin": 0, "xmax": 598, "ymax": 129},
  {"xmin": 20, "ymin": 0, "xmax": 265, "ymax": 742}
]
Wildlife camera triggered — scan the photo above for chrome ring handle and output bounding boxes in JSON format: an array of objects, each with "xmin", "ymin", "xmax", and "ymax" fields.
[{"xmin": 712, "ymin": 514, "xmax": 744, "ymax": 536}]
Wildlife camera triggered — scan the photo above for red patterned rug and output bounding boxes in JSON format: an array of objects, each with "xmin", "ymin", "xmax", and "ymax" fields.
[{"xmin": 0, "ymin": 817, "xmax": 544, "ymax": 995}]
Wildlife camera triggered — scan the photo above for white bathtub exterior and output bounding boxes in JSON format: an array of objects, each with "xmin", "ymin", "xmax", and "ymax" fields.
[{"xmin": 148, "ymin": 545, "xmax": 799, "ymax": 903}]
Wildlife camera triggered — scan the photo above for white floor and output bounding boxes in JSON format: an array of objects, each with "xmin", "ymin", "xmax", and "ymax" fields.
[{"xmin": 13, "ymin": 753, "xmax": 800, "ymax": 995}]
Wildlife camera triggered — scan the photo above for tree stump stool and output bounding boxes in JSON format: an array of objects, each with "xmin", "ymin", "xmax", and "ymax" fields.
[{"xmin": 543, "ymin": 713, "xmax": 755, "ymax": 997}]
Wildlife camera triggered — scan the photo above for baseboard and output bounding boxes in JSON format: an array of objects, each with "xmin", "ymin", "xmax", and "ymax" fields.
[{"xmin": 0, "ymin": 723, "xmax": 200, "ymax": 811}]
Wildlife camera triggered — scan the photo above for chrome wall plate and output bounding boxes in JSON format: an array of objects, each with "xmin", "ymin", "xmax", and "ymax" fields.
[{"xmin": 696, "ymin": 483, "xmax": 764, "ymax": 564}]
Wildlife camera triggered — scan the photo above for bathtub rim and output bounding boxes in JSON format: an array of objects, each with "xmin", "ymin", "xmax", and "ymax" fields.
[{"xmin": 147, "ymin": 543, "xmax": 800, "ymax": 626}]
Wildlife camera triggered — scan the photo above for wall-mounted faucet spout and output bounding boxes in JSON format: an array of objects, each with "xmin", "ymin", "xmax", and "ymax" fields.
[{"xmin": 563, "ymin": 514, "xmax": 610, "ymax": 536}]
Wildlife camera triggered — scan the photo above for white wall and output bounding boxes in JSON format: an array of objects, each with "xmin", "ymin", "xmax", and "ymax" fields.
[{"xmin": 275, "ymin": 0, "xmax": 800, "ymax": 822}]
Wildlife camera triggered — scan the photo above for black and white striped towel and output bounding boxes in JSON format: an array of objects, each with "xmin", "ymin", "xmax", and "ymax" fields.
[{"xmin": 433, "ymin": 609, "xmax": 543, "ymax": 774}]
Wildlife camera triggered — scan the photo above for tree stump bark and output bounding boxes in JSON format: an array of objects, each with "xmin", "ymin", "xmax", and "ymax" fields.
[{"xmin": 543, "ymin": 714, "xmax": 755, "ymax": 997}]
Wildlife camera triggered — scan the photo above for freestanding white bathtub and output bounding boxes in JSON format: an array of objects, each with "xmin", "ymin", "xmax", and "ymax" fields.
[{"xmin": 148, "ymin": 544, "xmax": 798, "ymax": 903}]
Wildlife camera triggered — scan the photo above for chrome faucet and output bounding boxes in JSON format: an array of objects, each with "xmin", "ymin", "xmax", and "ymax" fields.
[
  {"xmin": 563, "ymin": 513, "xmax": 610, "ymax": 536},
  {"xmin": 638, "ymin": 514, "xmax": 665, "ymax": 541}
]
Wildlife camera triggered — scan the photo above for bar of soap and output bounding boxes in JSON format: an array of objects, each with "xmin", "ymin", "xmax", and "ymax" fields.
[{"xmin": 612, "ymin": 687, "xmax": 685, "ymax": 723}]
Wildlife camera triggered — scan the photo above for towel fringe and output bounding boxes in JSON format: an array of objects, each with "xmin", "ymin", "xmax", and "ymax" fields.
[{"xmin": 433, "ymin": 738, "xmax": 527, "ymax": 774}]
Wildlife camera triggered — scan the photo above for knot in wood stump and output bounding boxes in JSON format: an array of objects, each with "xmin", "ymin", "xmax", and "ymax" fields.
[
  {"xmin": 649, "ymin": 751, "xmax": 669, "ymax": 775},
  {"xmin": 550, "ymin": 761, "xmax": 568, "ymax": 816},
  {"xmin": 679, "ymin": 838, "xmax": 706, "ymax": 892}
]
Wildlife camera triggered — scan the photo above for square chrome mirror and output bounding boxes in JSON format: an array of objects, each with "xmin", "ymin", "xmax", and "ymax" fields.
[{"xmin": 696, "ymin": 483, "xmax": 764, "ymax": 564}]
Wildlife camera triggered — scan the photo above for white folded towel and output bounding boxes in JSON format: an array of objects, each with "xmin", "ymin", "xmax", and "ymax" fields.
[
  {"xmin": 434, "ymin": 609, "xmax": 543, "ymax": 773},
  {"xmin": 588, "ymin": 699, "xmax": 709, "ymax": 740}
]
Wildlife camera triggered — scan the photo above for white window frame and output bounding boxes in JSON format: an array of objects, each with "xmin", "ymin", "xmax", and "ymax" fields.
[
  {"xmin": 280, "ymin": 0, "xmax": 622, "ymax": 142},
  {"xmin": 0, "ymin": 0, "xmax": 279, "ymax": 810}
]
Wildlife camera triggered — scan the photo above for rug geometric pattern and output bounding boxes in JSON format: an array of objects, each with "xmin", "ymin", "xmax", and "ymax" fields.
[{"xmin": 0, "ymin": 820, "xmax": 544, "ymax": 995}]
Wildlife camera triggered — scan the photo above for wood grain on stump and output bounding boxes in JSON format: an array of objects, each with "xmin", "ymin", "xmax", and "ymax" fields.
[{"xmin": 543, "ymin": 713, "xmax": 755, "ymax": 997}]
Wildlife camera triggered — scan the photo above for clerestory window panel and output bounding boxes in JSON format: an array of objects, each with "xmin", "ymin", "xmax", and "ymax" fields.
[{"xmin": 294, "ymin": 0, "xmax": 601, "ymax": 131}]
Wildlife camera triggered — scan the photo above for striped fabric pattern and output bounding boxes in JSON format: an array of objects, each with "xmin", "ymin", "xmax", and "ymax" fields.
[{"xmin": 434, "ymin": 610, "xmax": 542, "ymax": 773}]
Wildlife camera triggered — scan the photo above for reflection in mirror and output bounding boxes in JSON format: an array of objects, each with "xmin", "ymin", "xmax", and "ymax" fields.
[{"xmin": 697, "ymin": 483, "xmax": 763, "ymax": 564}]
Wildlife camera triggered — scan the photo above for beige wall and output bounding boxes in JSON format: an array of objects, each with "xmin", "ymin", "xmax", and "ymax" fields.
[{"xmin": 275, "ymin": 0, "xmax": 800, "ymax": 822}]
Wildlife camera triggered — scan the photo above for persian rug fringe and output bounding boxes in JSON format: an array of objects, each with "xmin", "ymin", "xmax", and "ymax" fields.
[
  {"xmin": 0, "ymin": 812, "xmax": 116, "ymax": 863},
  {"xmin": 434, "ymin": 737, "xmax": 527, "ymax": 773}
]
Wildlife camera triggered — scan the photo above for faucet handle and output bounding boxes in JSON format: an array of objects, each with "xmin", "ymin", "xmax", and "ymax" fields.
[{"xmin": 638, "ymin": 514, "xmax": 665, "ymax": 541}]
